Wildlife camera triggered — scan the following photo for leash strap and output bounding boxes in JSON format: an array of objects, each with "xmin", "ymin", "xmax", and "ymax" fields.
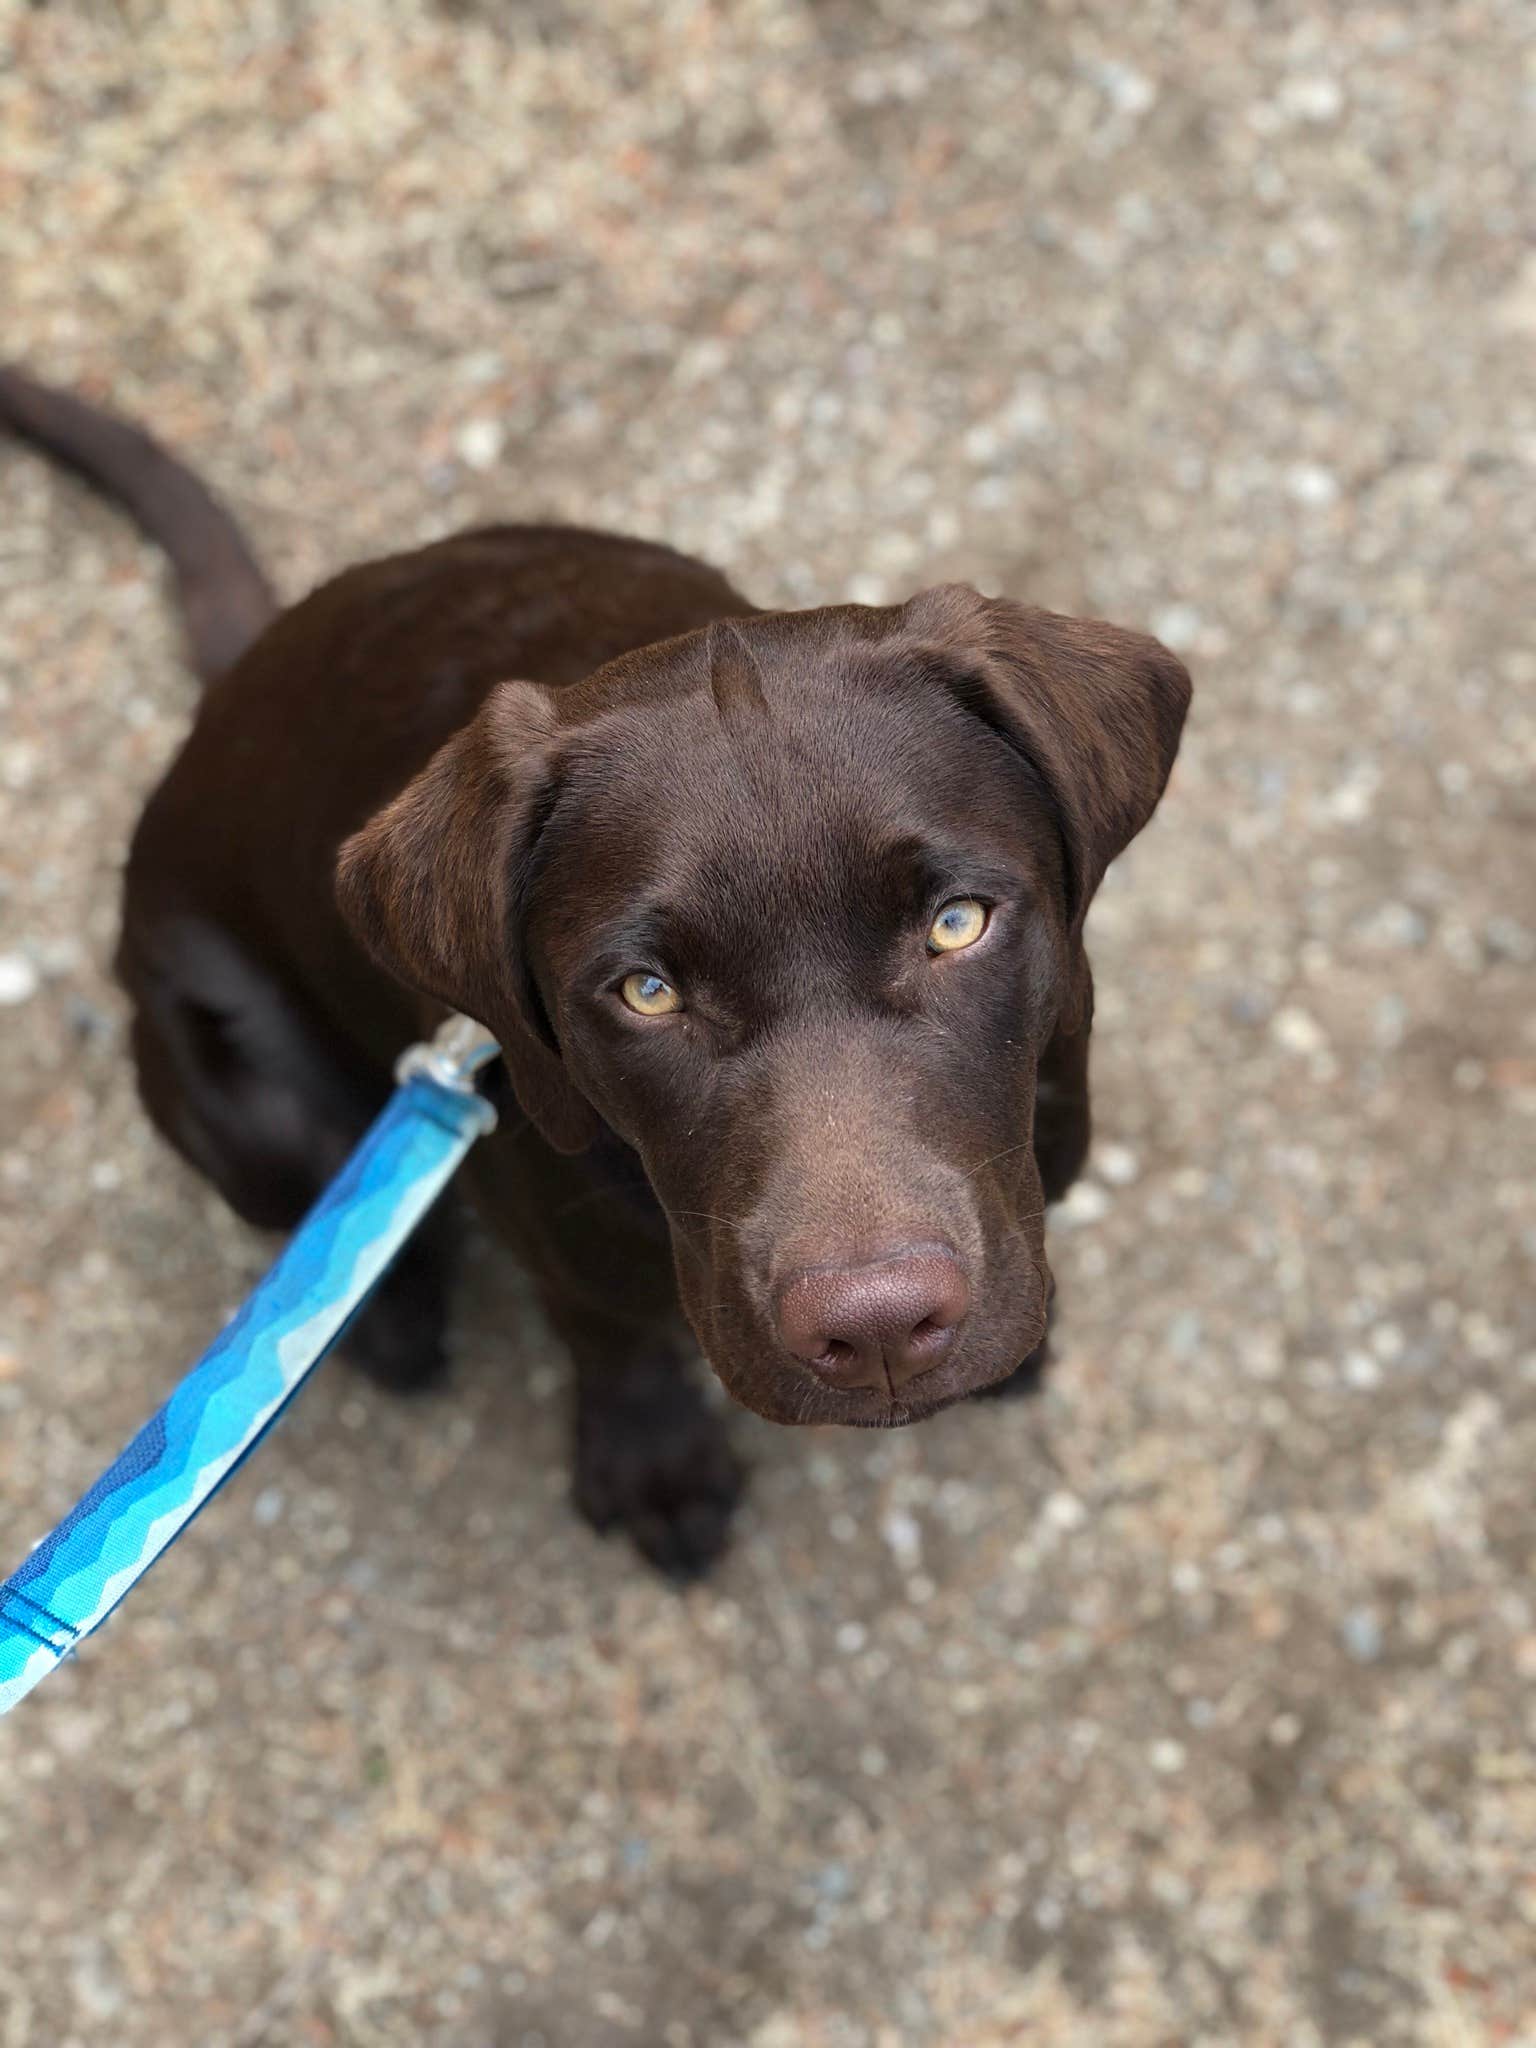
[{"xmin": 0, "ymin": 1017, "xmax": 499, "ymax": 1716}]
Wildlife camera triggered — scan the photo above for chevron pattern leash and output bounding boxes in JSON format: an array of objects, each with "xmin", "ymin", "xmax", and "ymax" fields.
[{"xmin": 0, "ymin": 1017, "xmax": 499, "ymax": 1716}]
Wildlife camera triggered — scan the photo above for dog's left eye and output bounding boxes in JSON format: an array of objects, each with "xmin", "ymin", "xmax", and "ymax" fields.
[
  {"xmin": 620, "ymin": 971, "xmax": 683, "ymax": 1016},
  {"xmin": 927, "ymin": 898, "xmax": 989, "ymax": 954}
]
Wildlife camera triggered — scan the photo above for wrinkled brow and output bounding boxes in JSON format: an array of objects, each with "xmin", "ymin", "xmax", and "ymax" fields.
[{"xmin": 574, "ymin": 902, "xmax": 682, "ymax": 981}]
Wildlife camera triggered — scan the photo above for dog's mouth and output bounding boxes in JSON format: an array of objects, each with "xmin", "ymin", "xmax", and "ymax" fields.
[{"xmin": 678, "ymin": 1184, "xmax": 1049, "ymax": 1428}]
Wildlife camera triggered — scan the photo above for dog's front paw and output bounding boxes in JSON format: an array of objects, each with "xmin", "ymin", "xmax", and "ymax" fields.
[
  {"xmin": 343, "ymin": 1283, "xmax": 450, "ymax": 1395},
  {"xmin": 574, "ymin": 1383, "xmax": 744, "ymax": 1582},
  {"xmin": 340, "ymin": 1213, "xmax": 455, "ymax": 1395}
]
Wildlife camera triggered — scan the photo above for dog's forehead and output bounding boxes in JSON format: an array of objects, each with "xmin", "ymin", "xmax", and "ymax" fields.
[{"xmin": 564, "ymin": 662, "xmax": 967, "ymax": 882}]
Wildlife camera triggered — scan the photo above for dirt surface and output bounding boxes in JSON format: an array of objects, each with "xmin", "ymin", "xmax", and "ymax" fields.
[{"xmin": 1, "ymin": 3, "xmax": 1533, "ymax": 2043}]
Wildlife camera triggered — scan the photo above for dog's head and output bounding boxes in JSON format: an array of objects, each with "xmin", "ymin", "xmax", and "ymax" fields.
[{"xmin": 337, "ymin": 586, "xmax": 1189, "ymax": 1425}]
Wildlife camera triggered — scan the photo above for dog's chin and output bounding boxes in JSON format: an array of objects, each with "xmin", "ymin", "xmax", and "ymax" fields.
[{"xmin": 710, "ymin": 1318, "xmax": 1048, "ymax": 1429}]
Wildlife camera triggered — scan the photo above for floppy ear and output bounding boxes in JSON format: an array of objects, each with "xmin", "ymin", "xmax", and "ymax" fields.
[
  {"xmin": 903, "ymin": 583, "xmax": 1192, "ymax": 935},
  {"xmin": 335, "ymin": 680, "xmax": 599, "ymax": 1154}
]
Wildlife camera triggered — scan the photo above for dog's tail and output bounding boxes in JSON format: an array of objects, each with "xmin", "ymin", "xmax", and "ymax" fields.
[{"xmin": 0, "ymin": 364, "xmax": 277, "ymax": 686}]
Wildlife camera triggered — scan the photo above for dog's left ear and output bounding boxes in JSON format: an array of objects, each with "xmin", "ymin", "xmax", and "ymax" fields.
[{"xmin": 903, "ymin": 583, "xmax": 1192, "ymax": 935}]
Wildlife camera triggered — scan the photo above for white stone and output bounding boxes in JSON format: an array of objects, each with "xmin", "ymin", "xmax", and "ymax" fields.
[
  {"xmin": 881, "ymin": 1508, "xmax": 923, "ymax": 1569},
  {"xmin": 1271, "ymin": 1006, "xmax": 1326, "ymax": 1055},
  {"xmin": 1151, "ymin": 602, "xmax": 1203, "ymax": 652},
  {"xmin": 0, "ymin": 953, "xmax": 39, "ymax": 1005},
  {"xmin": 455, "ymin": 416, "xmax": 505, "ymax": 471},
  {"xmin": 1043, "ymin": 1490, "xmax": 1087, "ymax": 1532},
  {"xmin": 1326, "ymin": 769, "xmax": 1380, "ymax": 823},
  {"xmin": 1286, "ymin": 462, "xmax": 1340, "ymax": 507},
  {"xmin": 1096, "ymin": 1143, "xmax": 1141, "ymax": 1186},
  {"xmin": 962, "ymin": 421, "xmax": 1001, "ymax": 464},
  {"xmin": 1099, "ymin": 62, "xmax": 1158, "ymax": 117},
  {"xmin": 1344, "ymin": 1351, "xmax": 1382, "ymax": 1390},
  {"xmin": 1057, "ymin": 1179, "xmax": 1112, "ymax": 1226},
  {"xmin": 1003, "ymin": 384, "xmax": 1052, "ymax": 441},
  {"xmin": 1281, "ymin": 75, "xmax": 1344, "ymax": 123}
]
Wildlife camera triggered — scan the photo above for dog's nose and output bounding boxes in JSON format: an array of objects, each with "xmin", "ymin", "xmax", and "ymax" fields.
[{"xmin": 775, "ymin": 1249, "xmax": 970, "ymax": 1392}]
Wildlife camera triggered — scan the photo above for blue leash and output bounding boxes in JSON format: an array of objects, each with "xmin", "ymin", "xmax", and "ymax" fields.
[{"xmin": 0, "ymin": 1016, "xmax": 499, "ymax": 1717}]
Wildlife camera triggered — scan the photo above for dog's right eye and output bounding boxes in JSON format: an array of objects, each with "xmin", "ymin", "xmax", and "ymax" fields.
[{"xmin": 619, "ymin": 971, "xmax": 683, "ymax": 1017}]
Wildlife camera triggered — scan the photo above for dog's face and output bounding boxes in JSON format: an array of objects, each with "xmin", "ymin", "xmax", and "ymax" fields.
[{"xmin": 338, "ymin": 585, "xmax": 1189, "ymax": 1425}]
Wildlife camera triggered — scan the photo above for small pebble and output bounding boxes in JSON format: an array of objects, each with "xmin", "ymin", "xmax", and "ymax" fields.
[
  {"xmin": 1286, "ymin": 462, "xmax": 1340, "ymax": 508},
  {"xmin": 456, "ymin": 417, "xmax": 505, "ymax": 471},
  {"xmin": 881, "ymin": 1509, "xmax": 923, "ymax": 1569},
  {"xmin": 1281, "ymin": 75, "xmax": 1344, "ymax": 123},
  {"xmin": 0, "ymin": 953, "xmax": 39, "ymax": 1005},
  {"xmin": 1043, "ymin": 1490, "xmax": 1087, "ymax": 1533},
  {"xmin": 1151, "ymin": 603, "xmax": 1202, "ymax": 653},
  {"xmin": 1096, "ymin": 1143, "xmax": 1141, "ymax": 1186},
  {"xmin": 1056, "ymin": 1180, "xmax": 1111, "ymax": 1227},
  {"xmin": 1271, "ymin": 1006, "xmax": 1326, "ymax": 1056},
  {"xmin": 1342, "ymin": 1608, "xmax": 1384, "ymax": 1664}
]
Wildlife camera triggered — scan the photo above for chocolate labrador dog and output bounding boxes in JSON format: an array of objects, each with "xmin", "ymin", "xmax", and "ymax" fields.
[{"xmin": 1, "ymin": 366, "xmax": 1190, "ymax": 1577}]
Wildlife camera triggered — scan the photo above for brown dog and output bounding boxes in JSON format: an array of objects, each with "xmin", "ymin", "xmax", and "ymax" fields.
[{"xmin": 1, "ymin": 367, "xmax": 1190, "ymax": 1577}]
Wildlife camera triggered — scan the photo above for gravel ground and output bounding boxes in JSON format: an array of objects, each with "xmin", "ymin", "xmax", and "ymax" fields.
[{"xmin": 2, "ymin": 3, "xmax": 1534, "ymax": 2043}]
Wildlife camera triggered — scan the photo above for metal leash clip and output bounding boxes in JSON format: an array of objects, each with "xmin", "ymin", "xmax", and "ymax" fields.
[{"xmin": 394, "ymin": 1012, "xmax": 502, "ymax": 1099}]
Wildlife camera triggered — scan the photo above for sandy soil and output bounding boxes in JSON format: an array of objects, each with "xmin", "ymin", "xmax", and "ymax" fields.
[{"xmin": 1, "ymin": 3, "xmax": 1533, "ymax": 2042}]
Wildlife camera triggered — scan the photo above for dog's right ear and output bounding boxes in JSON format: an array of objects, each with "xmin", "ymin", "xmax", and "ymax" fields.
[{"xmin": 336, "ymin": 681, "xmax": 599, "ymax": 1154}]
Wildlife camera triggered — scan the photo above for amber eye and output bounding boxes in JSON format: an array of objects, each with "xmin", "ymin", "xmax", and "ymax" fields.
[
  {"xmin": 927, "ymin": 898, "xmax": 989, "ymax": 954},
  {"xmin": 620, "ymin": 971, "xmax": 683, "ymax": 1017}
]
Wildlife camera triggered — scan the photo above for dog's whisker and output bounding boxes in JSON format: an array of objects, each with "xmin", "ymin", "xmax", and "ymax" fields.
[
  {"xmin": 960, "ymin": 1139, "xmax": 1037, "ymax": 1182},
  {"xmin": 1001, "ymin": 1202, "xmax": 1046, "ymax": 1235}
]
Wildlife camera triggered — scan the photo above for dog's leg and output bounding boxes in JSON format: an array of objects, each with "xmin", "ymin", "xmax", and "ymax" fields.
[
  {"xmin": 550, "ymin": 1296, "xmax": 744, "ymax": 1582},
  {"xmin": 122, "ymin": 919, "xmax": 456, "ymax": 1391},
  {"xmin": 468, "ymin": 1127, "xmax": 746, "ymax": 1578},
  {"xmin": 343, "ymin": 1192, "xmax": 459, "ymax": 1395}
]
